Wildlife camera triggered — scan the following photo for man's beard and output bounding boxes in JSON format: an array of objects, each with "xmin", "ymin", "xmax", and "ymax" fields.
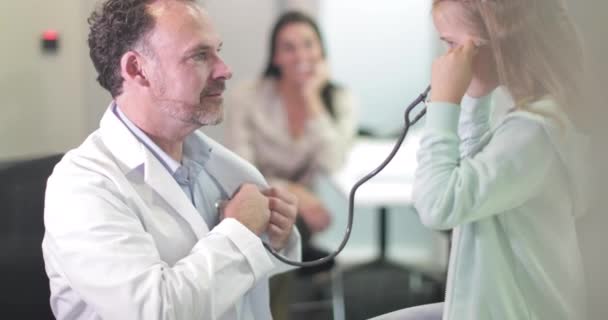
[{"xmin": 152, "ymin": 80, "xmax": 226, "ymax": 126}]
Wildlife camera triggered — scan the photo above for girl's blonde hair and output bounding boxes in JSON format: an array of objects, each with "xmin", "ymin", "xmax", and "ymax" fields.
[{"xmin": 433, "ymin": 0, "xmax": 585, "ymax": 119}]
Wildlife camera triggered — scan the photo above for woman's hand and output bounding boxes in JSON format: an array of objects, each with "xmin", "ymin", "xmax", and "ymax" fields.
[
  {"xmin": 430, "ymin": 39, "xmax": 478, "ymax": 104},
  {"xmin": 298, "ymin": 61, "xmax": 329, "ymax": 117},
  {"xmin": 301, "ymin": 61, "xmax": 329, "ymax": 99}
]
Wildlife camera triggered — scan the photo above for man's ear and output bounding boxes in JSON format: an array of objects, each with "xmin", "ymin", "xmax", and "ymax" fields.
[{"xmin": 120, "ymin": 51, "xmax": 150, "ymax": 87}]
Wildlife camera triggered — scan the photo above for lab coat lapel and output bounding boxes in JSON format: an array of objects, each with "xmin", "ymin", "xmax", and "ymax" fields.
[
  {"xmin": 204, "ymin": 155, "xmax": 242, "ymax": 198},
  {"xmin": 99, "ymin": 104, "xmax": 209, "ymax": 239},
  {"xmin": 144, "ymin": 152, "xmax": 209, "ymax": 238},
  {"xmin": 201, "ymin": 134, "xmax": 269, "ymax": 198},
  {"xmin": 205, "ymin": 148, "xmax": 258, "ymax": 198}
]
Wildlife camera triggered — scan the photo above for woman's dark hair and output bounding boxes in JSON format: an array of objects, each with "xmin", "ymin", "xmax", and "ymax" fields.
[{"xmin": 263, "ymin": 11, "xmax": 339, "ymax": 118}]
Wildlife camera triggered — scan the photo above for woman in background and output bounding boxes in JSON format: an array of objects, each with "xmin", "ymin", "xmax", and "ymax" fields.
[
  {"xmin": 224, "ymin": 11, "xmax": 357, "ymax": 318},
  {"xmin": 225, "ymin": 11, "xmax": 357, "ymax": 268}
]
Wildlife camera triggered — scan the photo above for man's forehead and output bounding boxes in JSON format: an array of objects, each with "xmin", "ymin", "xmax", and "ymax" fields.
[
  {"xmin": 146, "ymin": 1, "xmax": 221, "ymax": 50},
  {"xmin": 147, "ymin": 0, "xmax": 206, "ymax": 25}
]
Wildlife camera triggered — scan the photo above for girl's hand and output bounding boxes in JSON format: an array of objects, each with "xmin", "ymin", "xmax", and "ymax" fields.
[{"xmin": 430, "ymin": 39, "xmax": 477, "ymax": 104}]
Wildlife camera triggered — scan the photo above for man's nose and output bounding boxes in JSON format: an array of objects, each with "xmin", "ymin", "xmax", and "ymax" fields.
[{"xmin": 212, "ymin": 57, "xmax": 232, "ymax": 80}]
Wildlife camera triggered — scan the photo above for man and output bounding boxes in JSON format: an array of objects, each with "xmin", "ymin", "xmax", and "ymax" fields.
[{"xmin": 42, "ymin": 0, "xmax": 301, "ymax": 319}]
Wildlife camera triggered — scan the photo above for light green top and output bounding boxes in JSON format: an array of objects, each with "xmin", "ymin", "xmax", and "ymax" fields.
[{"xmin": 414, "ymin": 90, "xmax": 590, "ymax": 320}]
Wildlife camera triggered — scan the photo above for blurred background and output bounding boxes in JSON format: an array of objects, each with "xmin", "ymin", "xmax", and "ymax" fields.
[{"xmin": 1, "ymin": 0, "xmax": 606, "ymax": 319}]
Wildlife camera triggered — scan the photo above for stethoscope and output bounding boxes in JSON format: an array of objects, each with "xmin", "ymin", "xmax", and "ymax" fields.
[
  {"xmin": 264, "ymin": 85, "xmax": 432, "ymax": 267},
  {"xmin": 115, "ymin": 86, "xmax": 431, "ymax": 267}
]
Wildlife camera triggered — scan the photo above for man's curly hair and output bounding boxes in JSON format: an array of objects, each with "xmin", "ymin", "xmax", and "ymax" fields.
[
  {"xmin": 87, "ymin": 0, "xmax": 194, "ymax": 97},
  {"xmin": 88, "ymin": 0, "xmax": 153, "ymax": 97}
]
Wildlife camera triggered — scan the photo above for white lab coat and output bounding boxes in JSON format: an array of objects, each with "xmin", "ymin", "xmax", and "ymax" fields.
[{"xmin": 42, "ymin": 105, "xmax": 301, "ymax": 320}]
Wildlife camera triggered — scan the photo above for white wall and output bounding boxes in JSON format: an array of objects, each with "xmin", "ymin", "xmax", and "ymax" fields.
[
  {"xmin": 0, "ymin": 0, "xmax": 281, "ymax": 159},
  {"xmin": 320, "ymin": 0, "xmax": 438, "ymax": 136},
  {"xmin": 565, "ymin": 1, "xmax": 608, "ymax": 319},
  {"xmin": 0, "ymin": 0, "xmax": 90, "ymax": 161},
  {"xmin": 282, "ymin": 0, "xmax": 319, "ymax": 16}
]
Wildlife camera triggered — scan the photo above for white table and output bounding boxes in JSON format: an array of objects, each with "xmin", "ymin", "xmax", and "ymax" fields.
[{"xmin": 329, "ymin": 135, "xmax": 421, "ymax": 260}]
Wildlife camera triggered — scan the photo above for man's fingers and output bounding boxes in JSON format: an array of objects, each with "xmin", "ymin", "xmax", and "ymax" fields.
[
  {"xmin": 268, "ymin": 224, "xmax": 288, "ymax": 245},
  {"xmin": 263, "ymin": 187, "xmax": 298, "ymax": 206},
  {"xmin": 268, "ymin": 223, "xmax": 283, "ymax": 234},
  {"xmin": 269, "ymin": 211, "xmax": 291, "ymax": 229},
  {"xmin": 268, "ymin": 197, "xmax": 295, "ymax": 216}
]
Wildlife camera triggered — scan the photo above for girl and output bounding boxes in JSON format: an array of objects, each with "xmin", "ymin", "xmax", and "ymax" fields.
[{"xmin": 376, "ymin": 0, "xmax": 589, "ymax": 319}]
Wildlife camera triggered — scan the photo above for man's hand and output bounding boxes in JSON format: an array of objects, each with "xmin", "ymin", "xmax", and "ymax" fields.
[
  {"xmin": 262, "ymin": 187, "xmax": 298, "ymax": 251},
  {"xmin": 287, "ymin": 183, "xmax": 331, "ymax": 234},
  {"xmin": 223, "ymin": 184, "xmax": 270, "ymax": 235}
]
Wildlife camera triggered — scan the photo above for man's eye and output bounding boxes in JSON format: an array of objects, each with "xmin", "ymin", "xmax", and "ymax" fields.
[{"xmin": 194, "ymin": 52, "xmax": 208, "ymax": 60}]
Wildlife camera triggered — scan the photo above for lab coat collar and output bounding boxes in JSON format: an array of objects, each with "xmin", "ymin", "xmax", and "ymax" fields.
[{"xmin": 99, "ymin": 103, "xmax": 209, "ymax": 238}]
